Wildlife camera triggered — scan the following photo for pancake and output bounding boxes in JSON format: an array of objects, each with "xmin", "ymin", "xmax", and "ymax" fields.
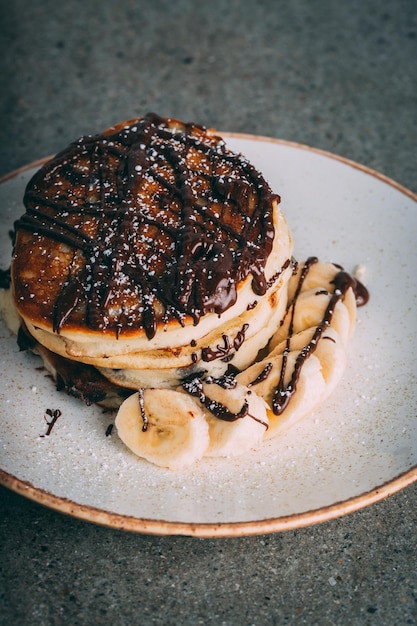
[{"xmin": 11, "ymin": 113, "xmax": 293, "ymax": 392}]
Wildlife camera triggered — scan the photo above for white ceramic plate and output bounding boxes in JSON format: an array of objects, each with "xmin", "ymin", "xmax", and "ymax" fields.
[{"xmin": 1, "ymin": 135, "xmax": 416, "ymax": 537}]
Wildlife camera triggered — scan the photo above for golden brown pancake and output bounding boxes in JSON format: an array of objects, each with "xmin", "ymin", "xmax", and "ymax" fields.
[{"xmin": 11, "ymin": 113, "xmax": 294, "ymax": 397}]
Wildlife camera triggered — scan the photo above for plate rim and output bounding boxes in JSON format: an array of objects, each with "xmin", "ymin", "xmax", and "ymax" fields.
[
  {"xmin": 1, "ymin": 133, "xmax": 416, "ymax": 537},
  {"xmin": 2, "ymin": 466, "xmax": 416, "ymax": 537}
]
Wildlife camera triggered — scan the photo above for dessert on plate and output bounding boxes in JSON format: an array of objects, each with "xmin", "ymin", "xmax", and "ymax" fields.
[{"xmin": 1, "ymin": 112, "xmax": 368, "ymax": 469}]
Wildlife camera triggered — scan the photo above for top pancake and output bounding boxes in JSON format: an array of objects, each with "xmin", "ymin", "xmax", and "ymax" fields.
[{"xmin": 12, "ymin": 113, "xmax": 288, "ymax": 343}]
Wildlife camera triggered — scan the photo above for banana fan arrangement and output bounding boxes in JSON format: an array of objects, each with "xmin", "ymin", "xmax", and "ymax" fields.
[{"xmin": 116, "ymin": 259, "xmax": 364, "ymax": 469}]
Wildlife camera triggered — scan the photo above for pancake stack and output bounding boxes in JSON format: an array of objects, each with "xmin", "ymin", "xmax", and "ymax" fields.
[
  {"xmin": 10, "ymin": 113, "xmax": 293, "ymax": 407},
  {"xmin": 6, "ymin": 113, "xmax": 368, "ymax": 469}
]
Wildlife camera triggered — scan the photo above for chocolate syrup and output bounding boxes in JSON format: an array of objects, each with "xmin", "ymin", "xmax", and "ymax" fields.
[
  {"xmin": 248, "ymin": 362, "xmax": 273, "ymax": 386},
  {"xmin": 270, "ymin": 260, "xmax": 369, "ymax": 415},
  {"xmin": 40, "ymin": 408, "xmax": 62, "ymax": 437},
  {"xmin": 201, "ymin": 323, "xmax": 249, "ymax": 362},
  {"xmin": 138, "ymin": 388, "xmax": 148, "ymax": 432},
  {"xmin": 182, "ymin": 374, "xmax": 249, "ymax": 422},
  {"xmin": 353, "ymin": 279, "xmax": 370, "ymax": 307},
  {"xmin": 16, "ymin": 113, "xmax": 279, "ymax": 340},
  {"xmin": 17, "ymin": 321, "xmax": 132, "ymax": 405}
]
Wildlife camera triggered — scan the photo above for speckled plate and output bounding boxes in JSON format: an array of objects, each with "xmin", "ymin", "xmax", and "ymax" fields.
[{"xmin": 1, "ymin": 135, "xmax": 416, "ymax": 537}]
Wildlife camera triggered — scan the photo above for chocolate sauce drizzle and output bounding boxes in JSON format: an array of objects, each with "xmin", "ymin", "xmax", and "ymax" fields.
[
  {"xmin": 182, "ymin": 374, "xmax": 249, "ymax": 423},
  {"xmin": 248, "ymin": 362, "xmax": 273, "ymax": 386},
  {"xmin": 16, "ymin": 113, "xmax": 278, "ymax": 339},
  {"xmin": 249, "ymin": 257, "xmax": 369, "ymax": 415},
  {"xmin": 138, "ymin": 388, "xmax": 148, "ymax": 432},
  {"xmin": 201, "ymin": 323, "xmax": 249, "ymax": 362},
  {"xmin": 179, "ymin": 372, "xmax": 268, "ymax": 429}
]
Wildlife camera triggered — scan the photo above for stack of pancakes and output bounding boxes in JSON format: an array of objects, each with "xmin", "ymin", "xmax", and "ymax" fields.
[{"xmin": 10, "ymin": 113, "xmax": 293, "ymax": 407}]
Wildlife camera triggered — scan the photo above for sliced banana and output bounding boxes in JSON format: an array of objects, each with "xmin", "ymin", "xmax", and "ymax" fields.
[
  {"xmin": 115, "ymin": 388, "xmax": 209, "ymax": 470},
  {"xmin": 270, "ymin": 260, "xmax": 357, "ymax": 351},
  {"xmin": 236, "ymin": 258, "xmax": 359, "ymax": 438},
  {"xmin": 237, "ymin": 351, "xmax": 326, "ymax": 438},
  {"xmin": 199, "ymin": 381, "xmax": 269, "ymax": 457},
  {"xmin": 287, "ymin": 260, "xmax": 343, "ymax": 301},
  {"xmin": 116, "ymin": 259, "xmax": 361, "ymax": 465},
  {"xmin": 312, "ymin": 326, "xmax": 347, "ymax": 399},
  {"xmin": 268, "ymin": 325, "xmax": 346, "ymax": 399}
]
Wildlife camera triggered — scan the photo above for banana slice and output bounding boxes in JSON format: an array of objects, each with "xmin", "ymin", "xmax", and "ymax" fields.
[
  {"xmin": 313, "ymin": 326, "xmax": 347, "ymax": 399},
  {"xmin": 236, "ymin": 351, "xmax": 326, "ymax": 438},
  {"xmin": 199, "ymin": 381, "xmax": 269, "ymax": 457},
  {"xmin": 270, "ymin": 260, "xmax": 357, "ymax": 351},
  {"xmin": 287, "ymin": 259, "xmax": 344, "ymax": 301},
  {"xmin": 236, "ymin": 258, "xmax": 358, "ymax": 438},
  {"xmin": 268, "ymin": 325, "xmax": 346, "ymax": 398},
  {"xmin": 115, "ymin": 388, "xmax": 209, "ymax": 469}
]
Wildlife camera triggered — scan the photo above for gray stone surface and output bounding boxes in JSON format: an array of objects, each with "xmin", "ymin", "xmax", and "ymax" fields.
[{"xmin": 0, "ymin": 0, "xmax": 416, "ymax": 624}]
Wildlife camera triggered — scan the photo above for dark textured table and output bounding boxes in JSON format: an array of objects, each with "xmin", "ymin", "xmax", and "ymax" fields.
[{"xmin": 1, "ymin": 1, "xmax": 416, "ymax": 624}]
